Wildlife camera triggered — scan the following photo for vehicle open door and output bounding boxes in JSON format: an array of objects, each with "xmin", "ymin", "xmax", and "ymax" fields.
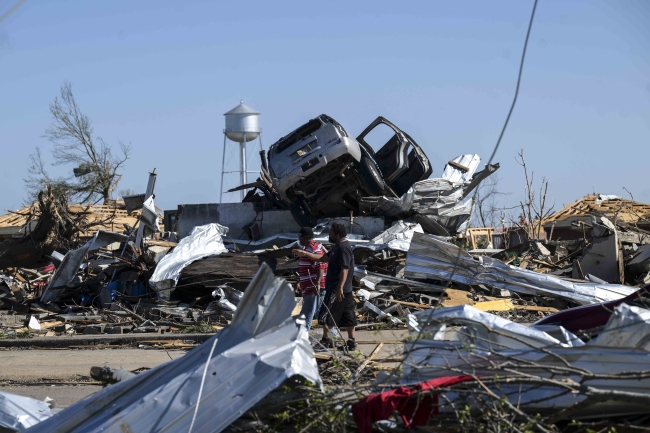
[{"xmin": 356, "ymin": 117, "xmax": 432, "ymax": 196}]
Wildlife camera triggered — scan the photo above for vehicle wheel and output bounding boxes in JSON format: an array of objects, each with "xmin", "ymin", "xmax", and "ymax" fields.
[
  {"xmin": 290, "ymin": 201, "xmax": 318, "ymax": 228},
  {"xmin": 358, "ymin": 157, "xmax": 385, "ymax": 195}
]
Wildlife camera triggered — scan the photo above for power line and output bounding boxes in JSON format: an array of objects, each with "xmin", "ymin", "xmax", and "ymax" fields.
[
  {"xmin": 387, "ymin": 0, "xmax": 540, "ymax": 384},
  {"xmin": 0, "ymin": 0, "xmax": 27, "ymax": 25},
  {"xmin": 487, "ymin": 0, "xmax": 539, "ymax": 166}
]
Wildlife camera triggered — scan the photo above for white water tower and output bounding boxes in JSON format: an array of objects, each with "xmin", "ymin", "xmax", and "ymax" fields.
[{"xmin": 220, "ymin": 101, "xmax": 263, "ymax": 202}]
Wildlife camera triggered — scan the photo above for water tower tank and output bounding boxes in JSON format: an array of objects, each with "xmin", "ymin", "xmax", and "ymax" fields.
[{"xmin": 224, "ymin": 101, "xmax": 261, "ymax": 143}]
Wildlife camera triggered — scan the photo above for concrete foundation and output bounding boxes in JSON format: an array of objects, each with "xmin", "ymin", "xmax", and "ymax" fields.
[{"xmin": 172, "ymin": 203, "xmax": 385, "ymax": 241}]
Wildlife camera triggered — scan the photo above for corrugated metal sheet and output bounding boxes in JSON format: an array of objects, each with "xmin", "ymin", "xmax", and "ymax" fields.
[
  {"xmin": 404, "ymin": 232, "xmax": 635, "ymax": 305},
  {"xmin": 397, "ymin": 303, "xmax": 650, "ymax": 417},
  {"xmin": 149, "ymin": 223, "xmax": 228, "ymax": 297},
  {"xmin": 26, "ymin": 264, "xmax": 322, "ymax": 433},
  {"xmin": 0, "ymin": 392, "xmax": 53, "ymax": 431},
  {"xmin": 41, "ymin": 231, "xmax": 129, "ymax": 303}
]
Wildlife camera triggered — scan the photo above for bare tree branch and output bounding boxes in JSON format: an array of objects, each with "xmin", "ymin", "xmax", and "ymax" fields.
[
  {"xmin": 472, "ymin": 174, "xmax": 511, "ymax": 227},
  {"xmin": 514, "ymin": 149, "xmax": 554, "ymax": 240},
  {"xmin": 24, "ymin": 82, "xmax": 131, "ymax": 204}
]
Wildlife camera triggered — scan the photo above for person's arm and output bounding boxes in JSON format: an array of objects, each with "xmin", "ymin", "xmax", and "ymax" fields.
[
  {"xmin": 316, "ymin": 267, "xmax": 325, "ymax": 295},
  {"xmin": 335, "ymin": 266, "xmax": 349, "ymax": 302},
  {"xmin": 292, "ymin": 249, "xmax": 328, "ymax": 262}
]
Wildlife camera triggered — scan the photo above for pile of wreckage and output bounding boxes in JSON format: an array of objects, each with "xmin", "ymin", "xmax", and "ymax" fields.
[
  {"xmin": 0, "ymin": 147, "xmax": 507, "ymax": 338},
  {"xmin": 2, "ymin": 115, "xmax": 650, "ymax": 430},
  {"xmin": 3, "ymin": 243, "xmax": 650, "ymax": 431}
]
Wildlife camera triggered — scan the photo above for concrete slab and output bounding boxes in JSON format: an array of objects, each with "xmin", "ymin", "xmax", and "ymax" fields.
[
  {"xmin": 0, "ymin": 348, "xmax": 185, "ymax": 381},
  {"xmin": 175, "ymin": 202, "xmax": 387, "ymax": 242},
  {"xmin": 308, "ymin": 328, "xmax": 408, "ymax": 364},
  {"xmin": 175, "ymin": 202, "xmax": 311, "ymax": 240},
  {"xmin": 0, "ymin": 330, "xmax": 408, "ymax": 410},
  {"xmin": 0, "ymin": 385, "xmax": 103, "ymax": 409}
]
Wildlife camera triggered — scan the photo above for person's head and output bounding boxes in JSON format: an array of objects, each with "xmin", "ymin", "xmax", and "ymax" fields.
[
  {"xmin": 328, "ymin": 223, "xmax": 347, "ymax": 244},
  {"xmin": 298, "ymin": 227, "xmax": 314, "ymax": 247}
]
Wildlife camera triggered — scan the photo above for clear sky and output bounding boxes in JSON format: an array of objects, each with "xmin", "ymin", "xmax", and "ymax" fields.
[{"xmin": 1, "ymin": 0, "xmax": 648, "ymax": 215}]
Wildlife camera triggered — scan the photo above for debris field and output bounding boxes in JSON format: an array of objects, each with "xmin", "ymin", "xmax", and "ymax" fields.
[{"xmin": 1, "ymin": 120, "xmax": 650, "ymax": 432}]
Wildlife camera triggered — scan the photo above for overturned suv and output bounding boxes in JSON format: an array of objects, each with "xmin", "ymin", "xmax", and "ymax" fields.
[{"xmin": 266, "ymin": 115, "xmax": 432, "ymax": 226}]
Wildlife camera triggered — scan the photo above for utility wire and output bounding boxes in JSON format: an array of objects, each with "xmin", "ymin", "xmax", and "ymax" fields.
[
  {"xmin": 487, "ymin": 0, "xmax": 538, "ymax": 165},
  {"xmin": 0, "ymin": 0, "xmax": 27, "ymax": 24},
  {"xmin": 386, "ymin": 0, "xmax": 540, "ymax": 384}
]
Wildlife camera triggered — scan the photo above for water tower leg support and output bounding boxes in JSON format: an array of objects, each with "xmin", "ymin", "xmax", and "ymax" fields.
[
  {"xmin": 220, "ymin": 134, "xmax": 227, "ymax": 203},
  {"xmin": 241, "ymin": 132, "xmax": 247, "ymax": 201}
]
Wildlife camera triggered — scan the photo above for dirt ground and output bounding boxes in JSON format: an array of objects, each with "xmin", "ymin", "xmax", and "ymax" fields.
[{"xmin": 0, "ymin": 329, "xmax": 408, "ymax": 408}]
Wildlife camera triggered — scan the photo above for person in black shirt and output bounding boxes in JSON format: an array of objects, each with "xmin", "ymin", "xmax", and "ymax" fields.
[{"xmin": 293, "ymin": 223, "xmax": 357, "ymax": 350}]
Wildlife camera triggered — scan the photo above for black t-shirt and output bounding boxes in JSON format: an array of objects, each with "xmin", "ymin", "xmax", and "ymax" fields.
[{"xmin": 325, "ymin": 240, "xmax": 354, "ymax": 294}]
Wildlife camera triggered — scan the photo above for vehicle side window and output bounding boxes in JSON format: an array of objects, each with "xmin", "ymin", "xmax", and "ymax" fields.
[{"xmin": 360, "ymin": 123, "xmax": 398, "ymax": 152}]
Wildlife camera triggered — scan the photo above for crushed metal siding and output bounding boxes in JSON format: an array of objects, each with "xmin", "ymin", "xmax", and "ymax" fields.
[
  {"xmin": 0, "ymin": 392, "xmax": 53, "ymax": 431},
  {"xmin": 397, "ymin": 303, "xmax": 650, "ymax": 417},
  {"xmin": 26, "ymin": 264, "xmax": 322, "ymax": 433},
  {"xmin": 149, "ymin": 223, "xmax": 228, "ymax": 298},
  {"xmin": 405, "ymin": 232, "xmax": 634, "ymax": 304}
]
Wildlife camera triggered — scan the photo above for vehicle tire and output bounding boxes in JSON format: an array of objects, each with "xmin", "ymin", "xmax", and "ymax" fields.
[
  {"xmin": 358, "ymin": 157, "xmax": 385, "ymax": 195},
  {"xmin": 290, "ymin": 200, "xmax": 318, "ymax": 228}
]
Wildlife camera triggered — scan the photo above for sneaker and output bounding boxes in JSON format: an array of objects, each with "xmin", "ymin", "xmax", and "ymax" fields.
[
  {"xmin": 337, "ymin": 339, "xmax": 357, "ymax": 351},
  {"xmin": 313, "ymin": 339, "xmax": 334, "ymax": 352}
]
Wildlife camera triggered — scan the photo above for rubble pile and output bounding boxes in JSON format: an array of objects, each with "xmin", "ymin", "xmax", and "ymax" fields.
[
  {"xmin": 1, "ymin": 141, "xmax": 650, "ymax": 431},
  {"xmin": 0, "ymin": 224, "xmax": 240, "ymax": 339},
  {"xmin": 2, "ymin": 165, "xmax": 649, "ymax": 345}
]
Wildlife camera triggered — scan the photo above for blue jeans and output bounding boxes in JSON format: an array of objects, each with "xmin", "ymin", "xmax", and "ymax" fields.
[{"xmin": 301, "ymin": 293, "xmax": 324, "ymax": 331}]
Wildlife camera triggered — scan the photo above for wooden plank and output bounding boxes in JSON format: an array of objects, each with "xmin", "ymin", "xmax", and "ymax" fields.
[
  {"xmin": 40, "ymin": 321, "xmax": 64, "ymax": 329},
  {"xmin": 531, "ymin": 258, "xmax": 559, "ymax": 269},
  {"xmin": 291, "ymin": 298, "xmax": 303, "ymax": 317},
  {"xmin": 514, "ymin": 305, "xmax": 559, "ymax": 313},
  {"xmin": 310, "ymin": 339, "xmax": 402, "ymax": 361},
  {"xmin": 377, "ymin": 298, "xmax": 431, "ymax": 309},
  {"xmin": 473, "ymin": 299, "xmax": 514, "ymax": 312},
  {"xmin": 441, "ymin": 288, "xmax": 474, "ymax": 307},
  {"xmin": 354, "ymin": 343, "xmax": 384, "ymax": 378},
  {"xmin": 137, "ymin": 337, "xmax": 219, "ymax": 345},
  {"xmin": 354, "ymin": 322, "xmax": 385, "ymax": 329},
  {"xmin": 145, "ymin": 240, "xmax": 178, "ymax": 248},
  {"xmin": 448, "ymin": 160, "xmax": 470, "ymax": 172},
  {"xmin": 314, "ymin": 353, "xmax": 332, "ymax": 361},
  {"xmin": 372, "ymin": 356, "xmax": 402, "ymax": 363}
]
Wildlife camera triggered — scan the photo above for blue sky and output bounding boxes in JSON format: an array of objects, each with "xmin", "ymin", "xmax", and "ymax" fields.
[{"xmin": 1, "ymin": 0, "xmax": 648, "ymax": 215}]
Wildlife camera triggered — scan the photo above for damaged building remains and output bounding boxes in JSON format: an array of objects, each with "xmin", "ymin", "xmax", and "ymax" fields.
[{"xmin": 1, "ymin": 114, "xmax": 650, "ymax": 433}]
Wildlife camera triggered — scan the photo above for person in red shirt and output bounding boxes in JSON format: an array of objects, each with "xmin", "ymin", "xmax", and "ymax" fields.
[
  {"xmin": 294, "ymin": 223, "xmax": 357, "ymax": 351},
  {"xmin": 297, "ymin": 227, "xmax": 327, "ymax": 331}
]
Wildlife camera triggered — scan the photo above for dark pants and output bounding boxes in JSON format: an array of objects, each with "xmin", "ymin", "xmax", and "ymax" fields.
[{"xmin": 318, "ymin": 289, "xmax": 357, "ymax": 328}]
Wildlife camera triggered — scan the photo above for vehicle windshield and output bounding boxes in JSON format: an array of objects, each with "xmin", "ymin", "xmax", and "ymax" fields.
[{"xmin": 276, "ymin": 118, "xmax": 322, "ymax": 152}]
